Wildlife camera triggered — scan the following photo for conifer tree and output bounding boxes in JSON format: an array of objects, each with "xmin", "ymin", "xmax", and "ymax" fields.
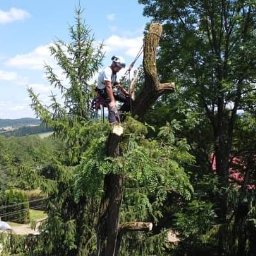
[
  {"xmin": 28, "ymin": 6, "xmax": 104, "ymax": 165},
  {"xmin": 28, "ymin": 6, "xmax": 105, "ymax": 256}
]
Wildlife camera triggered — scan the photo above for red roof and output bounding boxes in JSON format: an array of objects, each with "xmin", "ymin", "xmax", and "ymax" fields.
[{"xmin": 210, "ymin": 153, "xmax": 256, "ymax": 190}]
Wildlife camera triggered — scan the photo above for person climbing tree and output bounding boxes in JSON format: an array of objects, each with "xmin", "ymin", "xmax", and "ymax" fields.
[{"xmin": 96, "ymin": 56, "xmax": 131, "ymax": 123}]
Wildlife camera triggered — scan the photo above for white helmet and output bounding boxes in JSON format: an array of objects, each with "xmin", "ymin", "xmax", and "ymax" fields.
[{"xmin": 111, "ymin": 56, "xmax": 126, "ymax": 68}]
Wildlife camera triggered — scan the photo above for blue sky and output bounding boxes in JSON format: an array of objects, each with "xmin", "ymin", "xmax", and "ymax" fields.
[{"xmin": 0, "ymin": 1, "xmax": 149, "ymax": 119}]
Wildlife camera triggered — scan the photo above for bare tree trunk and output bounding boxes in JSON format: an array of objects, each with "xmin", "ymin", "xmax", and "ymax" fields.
[
  {"xmin": 97, "ymin": 173, "xmax": 124, "ymax": 256},
  {"xmin": 96, "ymin": 23, "xmax": 175, "ymax": 256},
  {"xmin": 132, "ymin": 23, "xmax": 174, "ymax": 118},
  {"xmin": 96, "ymin": 127, "xmax": 124, "ymax": 256}
]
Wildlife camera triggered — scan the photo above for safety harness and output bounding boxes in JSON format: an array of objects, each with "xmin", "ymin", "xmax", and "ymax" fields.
[{"xmin": 90, "ymin": 46, "xmax": 143, "ymax": 119}]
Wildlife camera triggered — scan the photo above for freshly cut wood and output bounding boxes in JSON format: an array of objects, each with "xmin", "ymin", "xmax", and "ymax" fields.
[{"xmin": 112, "ymin": 124, "xmax": 123, "ymax": 136}]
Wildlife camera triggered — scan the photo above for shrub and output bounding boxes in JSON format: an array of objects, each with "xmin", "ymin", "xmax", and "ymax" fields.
[{"xmin": 0, "ymin": 189, "xmax": 30, "ymax": 224}]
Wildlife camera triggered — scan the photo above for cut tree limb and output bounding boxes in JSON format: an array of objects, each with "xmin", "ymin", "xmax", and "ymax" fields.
[
  {"xmin": 106, "ymin": 124, "xmax": 124, "ymax": 157},
  {"xmin": 119, "ymin": 222, "xmax": 153, "ymax": 233},
  {"xmin": 114, "ymin": 222, "xmax": 153, "ymax": 255}
]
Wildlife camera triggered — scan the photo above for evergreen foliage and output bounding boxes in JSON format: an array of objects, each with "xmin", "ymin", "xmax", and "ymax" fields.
[
  {"xmin": 73, "ymin": 117, "xmax": 194, "ymax": 255},
  {"xmin": 117, "ymin": 119, "xmax": 194, "ymax": 255},
  {"xmin": 28, "ymin": 6, "xmax": 104, "ymax": 166},
  {"xmin": 25, "ymin": 6, "xmax": 106, "ymax": 255}
]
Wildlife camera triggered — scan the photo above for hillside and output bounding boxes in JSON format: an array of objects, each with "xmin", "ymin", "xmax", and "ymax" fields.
[
  {"xmin": 0, "ymin": 118, "xmax": 53, "ymax": 137},
  {"xmin": 0, "ymin": 118, "xmax": 41, "ymax": 128}
]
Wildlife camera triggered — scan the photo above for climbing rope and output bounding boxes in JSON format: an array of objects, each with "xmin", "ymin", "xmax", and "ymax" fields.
[
  {"xmin": 124, "ymin": 44, "xmax": 143, "ymax": 77},
  {"xmin": 120, "ymin": 44, "xmax": 143, "ymax": 114}
]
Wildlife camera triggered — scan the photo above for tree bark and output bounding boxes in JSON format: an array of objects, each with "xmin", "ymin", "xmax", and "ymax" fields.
[
  {"xmin": 132, "ymin": 23, "xmax": 175, "ymax": 118},
  {"xmin": 96, "ymin": 23, "xmax": 175, "ymax": 256},
  {"xmin": 97, "ymin": 125, "xmax": 124, "ymax": 256}
]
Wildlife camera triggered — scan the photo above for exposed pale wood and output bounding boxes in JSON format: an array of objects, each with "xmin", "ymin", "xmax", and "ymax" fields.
[
  {"xmin": 112, "ymin": 124, "xmax": 123, "ymax": 136},
  {"xmin": 129, "ymin": 70, "xmax": 139, "ymax": 100},
  {"xmin": 105, "ymin": 125, "xmax": 123, "ymax": 157},
  {"xmin": 167, "ymin": 229, "xmax": 180, "ymax": 244},
  {"xmin": 119, "ymin": 222, "xmax": 153, "ymax": 232}
]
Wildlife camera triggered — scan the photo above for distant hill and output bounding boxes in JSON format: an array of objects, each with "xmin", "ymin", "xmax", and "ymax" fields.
[
  {"xmin": 0, "ymin": 118, "xmax": 41, "ymax": 128},
  {"xmin": 0, "ymin": 118, "xmax": 54, "ymax": 137},
  {"xmin": 3, "ymin": 124, "xmax": 53, "ymax": 137}
]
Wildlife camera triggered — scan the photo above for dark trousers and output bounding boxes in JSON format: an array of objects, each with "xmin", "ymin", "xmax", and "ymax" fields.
[{"xmin": 96, "ymin": 88, "xmax": 131, "ymax": 123}]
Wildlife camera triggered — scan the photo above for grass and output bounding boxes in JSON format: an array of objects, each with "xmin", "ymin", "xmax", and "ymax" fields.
[
  {"xmin": 29, "ymin": 209, "xmax": 47, "ymax": 222},
  {"xmin": 24, "ymin": 188, "xmax": 45, "ymax": 198},
  {"xmin": 37, "ymin": 131, "xmax": 53, "ymax": 138},
  {"xmin": 8, "ymin": 209, "xmax": 47, "ymax": 228}
]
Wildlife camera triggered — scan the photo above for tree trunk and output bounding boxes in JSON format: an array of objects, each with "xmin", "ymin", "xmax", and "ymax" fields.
[
  {"xmin": 97, "ymin": 173, "xmax": 124, "ymax": 256},
  {"xmin": 132, "ymin": 23, "xmax": 174, "ymax": 118},
  {"xmin": 96, "ymin": 23, "xmax": 174, "ymax": 256},
  {"xmin": 97, "ymin": 126, "xmax": 124, "ymax": 256}
]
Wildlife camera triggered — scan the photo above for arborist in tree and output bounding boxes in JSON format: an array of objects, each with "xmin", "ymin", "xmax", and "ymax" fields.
[{"xmin": 96, "ymin": 56, "xmax": 131, "ymax": 124}]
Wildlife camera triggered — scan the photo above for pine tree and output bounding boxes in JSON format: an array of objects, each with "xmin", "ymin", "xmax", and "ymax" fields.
[
  {"xmin": 28, "ymin": 6, "xmax": 105, "ymax": 255},
  {"xmin": 28, "ymin": 6, "xmax": 104, "ymax": 165}
]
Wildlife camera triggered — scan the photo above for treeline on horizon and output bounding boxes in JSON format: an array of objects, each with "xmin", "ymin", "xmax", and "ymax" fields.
[
  {"xmin": 0, "ymin": 118, "xmax": 53, "ymax": 137},
  {"xmin": 0, "ymin": 118, "xmax": 41, "ymax": 128}
]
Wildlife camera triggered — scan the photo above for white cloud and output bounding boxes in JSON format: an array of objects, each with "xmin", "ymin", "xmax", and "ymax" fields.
[
  {"xmin": 6, "ymin": 34, "xmax": 143, "ymax": 72},
  {"xmin": 10, "ymin": 105, "xmax": 27, "ymax": 111},
  {"xmin": 6, "ymin": 44, "xmax": 54, "ymax": 70},
  {"xmin": 104, "ymin": 35, "xmax": 143, "ymax": 57},
  {"xmin": 0, "ymin": 8, "xmax": 30, "ymax": 24},
  {"xmin": 0, "ymin": 70, "xmax": 28, "ymax": 85},
  {"xmin": 0, "ymin": 100, "xmax": 35, "ymax": 119},
  {"xmin": 106, "ymin": 13, "xmax": 115, "ymax": 21},
  {"xmin": 0, "ymin": 70, "xmax": 18, "ymax": 81},
  {"xmin": 27, "ymin": 83, "xmax": 52, "ymax": 94}
]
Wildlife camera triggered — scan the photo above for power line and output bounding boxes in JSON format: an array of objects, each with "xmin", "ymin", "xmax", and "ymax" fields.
[
  {"xmin": 0, "ymin": 205, "xmax": 46, "ymax": 220},
  {"xmin": 0, "ymin": 197, "xmax": 48, "ymax": 210}
]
